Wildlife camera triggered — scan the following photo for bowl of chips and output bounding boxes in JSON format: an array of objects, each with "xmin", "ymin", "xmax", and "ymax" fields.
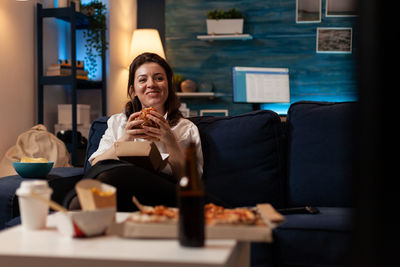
[{"xmin": 13, "ymin": 157, "xmax": 54, "ymax": 178}]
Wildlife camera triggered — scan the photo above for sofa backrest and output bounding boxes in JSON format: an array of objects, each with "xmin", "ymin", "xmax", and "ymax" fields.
[
  {"xmin": 286, "ymin": 101, "xmax": 357, "ymax": 207},
  {"xmin": 84, "ymin": 110, "xmax": 286, "ymax": 209},
  {"xmin": 190, "ymin": 110, "xmax": 285, "ymax": 208},
  {"xmin": 84, "ymin": 116, "xmax": 109, "ymax": 172}
]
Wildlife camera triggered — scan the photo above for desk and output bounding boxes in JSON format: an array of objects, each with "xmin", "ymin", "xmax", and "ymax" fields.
[{"xmin": 0, "ymin": 213, "xmax": 249, "ymax": 267}]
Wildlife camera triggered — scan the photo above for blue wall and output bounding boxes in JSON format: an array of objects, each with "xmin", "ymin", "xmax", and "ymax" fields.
[{"xmin": 165, "ymin": 0, "xmax": 358, "ymax": 115}]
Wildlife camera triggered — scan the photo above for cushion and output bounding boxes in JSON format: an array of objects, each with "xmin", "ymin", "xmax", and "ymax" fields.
[
  {"xmin": 190, "ymin": 110, "xmax": 285, "ymax": 208},
  {"xmin": 273, "ymin": 207, "xmax": 354, "ymax": 267},
  {"xmin": 84, "ymin": 116, "xmax": 109, "ymax": 172},
  {"xmin": 286, "ymin": 101, "xmax": 357, "ymax": 207}
]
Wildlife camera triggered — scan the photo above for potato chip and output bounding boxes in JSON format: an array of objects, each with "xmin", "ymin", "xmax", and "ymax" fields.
[
  {"xmin": 90, "ymin": 187, "xmax": 114, "ymax": 197},
  {"xmin": 20, "ymin": 157, "xmax": 48, "ymax": 163}
]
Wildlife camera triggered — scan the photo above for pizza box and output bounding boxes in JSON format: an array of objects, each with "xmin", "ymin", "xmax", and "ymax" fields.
[
  {"xmin": 107, "ymin": 204, "xmax": 284, "ymax": 243},
  {"xmin": 114, "ymin": 141, "xmax": 168, "ymax": 171}
]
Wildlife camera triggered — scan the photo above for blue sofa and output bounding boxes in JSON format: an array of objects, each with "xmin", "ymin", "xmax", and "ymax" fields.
[{"xmin": 0, "ymin": 101, "xmax": 357, "ymax": 267}]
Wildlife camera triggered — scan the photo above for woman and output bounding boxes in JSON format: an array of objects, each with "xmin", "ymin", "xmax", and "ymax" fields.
[{"xmin": 72, "ymin": 53, "xmax": 204, "ymax": 211}]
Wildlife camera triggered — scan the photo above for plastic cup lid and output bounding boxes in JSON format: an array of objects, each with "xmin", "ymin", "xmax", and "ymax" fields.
[{"xmin": 16, "ymin": 180, "xmax": 53, "ymax": 196}]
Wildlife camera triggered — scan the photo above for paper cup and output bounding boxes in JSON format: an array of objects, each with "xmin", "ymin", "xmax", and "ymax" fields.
[{"xmin": 16, "ymin": 180, "xmax": 53, "ymax": 230}]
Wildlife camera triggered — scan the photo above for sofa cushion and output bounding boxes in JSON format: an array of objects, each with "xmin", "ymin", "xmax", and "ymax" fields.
[
  {"xmin": 84, "ymin": 116, "xmax": 109, "ymax": 172},
  {"xmin": 277, "ymin": 207, "xmax": 354, "ymax": 231},
  {"xmin": 273, "ymin": 207, "xmax": 354, "ymax": 267},
  {"xmin": 190, "ymin": 110, "xmax": 285, "ymax": 208},
  {"xmin": 286, "ymin": 101, "xmax": 357, "ymax": 207}
]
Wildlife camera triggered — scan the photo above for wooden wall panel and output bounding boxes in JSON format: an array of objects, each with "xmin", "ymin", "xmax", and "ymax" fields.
[{"xmin": 166, "ymin": 0, "xmax": 357, "ymax": 115}]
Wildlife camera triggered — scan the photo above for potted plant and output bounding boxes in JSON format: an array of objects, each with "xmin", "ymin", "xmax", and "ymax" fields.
[
  {"xmin": 80, "ymin": 0, "xmax": 108, "ymax": 78},
  {"xmin": 206, "ymin": 8, "xmax": 244, "ymax": 35}
]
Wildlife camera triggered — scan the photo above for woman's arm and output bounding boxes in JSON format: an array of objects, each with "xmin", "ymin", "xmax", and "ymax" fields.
[{"xmin": 91, "ymin": 112, "xmax": 146, "ymax": 166}]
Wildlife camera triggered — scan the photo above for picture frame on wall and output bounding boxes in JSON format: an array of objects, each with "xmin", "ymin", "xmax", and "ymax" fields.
[
  {"xmin": 326, "ymin": 0, "xmax": 357, "ymax": 17},
  {"xmin": 296, "ymin": 0, "xmax": 321, "ymax": 23},
  {"xmin": 316, "ymin": 27, "xmax": 352, "ymax": 54}
]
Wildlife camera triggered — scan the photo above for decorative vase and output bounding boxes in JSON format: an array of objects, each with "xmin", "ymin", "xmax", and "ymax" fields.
[
  {"xmin": 181, "ymin": 80, "xmax": 197, "ymax": 93},
  {"xmin": 206, "ymin": 19, "xmax": 244, "ymax": 35}
]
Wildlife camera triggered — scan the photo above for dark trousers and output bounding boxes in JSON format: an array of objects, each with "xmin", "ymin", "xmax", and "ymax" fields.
[{"xmin": 68, "ymin": 159, "xmax": 228, "ymax": 211}]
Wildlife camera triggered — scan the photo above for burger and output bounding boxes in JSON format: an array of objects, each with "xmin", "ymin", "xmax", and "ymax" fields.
[{"xmin": 135, "ymin": 107, "xmax": 159, "ymax": 128}]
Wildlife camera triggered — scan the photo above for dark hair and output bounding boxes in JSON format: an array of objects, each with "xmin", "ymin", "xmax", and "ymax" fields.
[{"xmin": 125, "ymin": 52, "xmax": 182, "ymax": 126}]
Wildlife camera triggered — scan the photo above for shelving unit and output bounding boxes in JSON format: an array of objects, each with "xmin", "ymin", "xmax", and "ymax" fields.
[
  {"xmin": 177, "ymin": 92, "xmax": 215, "ymax": 99},
  {"xmin": 36, "ymin": 2, "xmax": 106, "ymax": 166},
  {"xmin": 196, "ymin": 34, "xmax": 253, "ymax": 41}
]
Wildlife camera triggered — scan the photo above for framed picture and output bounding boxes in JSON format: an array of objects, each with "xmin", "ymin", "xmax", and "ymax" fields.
[
  {"xmin": 296, "ymin": 0, "xmax": 321, "ymax": 23},
  {"xmin": 316, "ymin": 27, "xmax": 352, "ymax": 53},
  {"xmin": 326, "ymin": 0, "xmax": 357, "ymax": 17},
  {"xmin": 199, "ymin": 109, "xmax": 229, "ymax": 117}
]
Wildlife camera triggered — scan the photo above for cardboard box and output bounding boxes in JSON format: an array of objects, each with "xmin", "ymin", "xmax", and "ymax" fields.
[
  {"xmin": 58, "ymin": 104, "xmax": 90, "ymax": 125},
  {"xmin": 114, "ymin": 141, "xmax": 167, "ymax": 171},
  {"xmin": 75, "ymin": 179, "xmax": 116, "ymax": 211},
  {"xmin": 107, "ymin": 204, "xmax": 284, "ymax": 243}
]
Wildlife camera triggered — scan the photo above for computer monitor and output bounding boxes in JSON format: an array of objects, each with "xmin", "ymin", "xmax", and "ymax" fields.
[{"xmin": 232, "ymin": 67, "xmax": 290, "ymax": 103}]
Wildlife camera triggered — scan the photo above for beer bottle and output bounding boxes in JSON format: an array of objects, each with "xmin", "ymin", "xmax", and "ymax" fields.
[{"xmin": 178, "ymin": 142, "xmax": 205, "ymax": 247}]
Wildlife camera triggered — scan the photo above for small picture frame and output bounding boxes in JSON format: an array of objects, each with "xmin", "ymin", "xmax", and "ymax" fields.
[
  {"xmin": 326, "ymin": 0, "xmax": 358, "ymax": 17},
  {"xmin": 199, "ymin": 109, "xmax": 229, "ymax": 117},
  {"xmin": 296, "ymin": 0, "xmax": 321, "ymax": 23},
  {"xmin": 316, "ymin": 27, "xmax": 352, "ymax": 53}
]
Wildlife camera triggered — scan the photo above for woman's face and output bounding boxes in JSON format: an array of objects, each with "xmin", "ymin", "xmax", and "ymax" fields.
[{"xmin": 133, "ymin": 62, "xmax": 169, "ymax": 114}]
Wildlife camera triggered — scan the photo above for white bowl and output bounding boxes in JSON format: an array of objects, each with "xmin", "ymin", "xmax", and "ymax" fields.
[{"xmin": 56, "ymin": 208, "xmax": 115, "ymax": 237}]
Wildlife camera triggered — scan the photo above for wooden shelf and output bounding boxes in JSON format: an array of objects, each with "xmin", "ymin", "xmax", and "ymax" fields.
[
  {"xmin": 197, "ymin": 34, "xmax": 253, "ymax": 41},
  {"xmin": 39, "ymin": 7, "xmax": 89, "ymax": 29},
  {"xmin": 37, "ymin": 2, "xmax": 107, "ymax": 166},
  {"xmin": 40, "ymin": 76, "xmax": 103, "ymax": 89},
  {"xmin": 177, "ymin": 92, "xmax": 215, "ymax": 99}
]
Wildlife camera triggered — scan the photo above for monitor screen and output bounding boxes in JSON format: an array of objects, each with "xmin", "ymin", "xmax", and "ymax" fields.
[{"xmin": 232, "ymin": 67, "xmax": 290, "ymax": 103}]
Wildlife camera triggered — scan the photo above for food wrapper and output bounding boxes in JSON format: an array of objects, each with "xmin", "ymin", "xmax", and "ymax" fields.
[
  {"xmin": 55, "ymin": 208, "xmax": 115, "ymax": 237},
  {"xmin": 75, "ymin": 179, "xmax": 116, "ymax": 211}
]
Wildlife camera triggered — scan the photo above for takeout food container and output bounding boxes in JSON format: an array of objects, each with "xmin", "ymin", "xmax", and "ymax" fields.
[
  {"xmin": 108, "ymin": 203, "xmax": 284, "ymax": 242},
  {"xmin": 114, "ymin": 141, "xmax": 168, "ymax": 171},
  {"xmin": 75, "ymin": 179, "xmax": 116, "ymax": 211},
  {"xmin": 55, "ymin": 208, "xmax": 115, "ymax": 237}
]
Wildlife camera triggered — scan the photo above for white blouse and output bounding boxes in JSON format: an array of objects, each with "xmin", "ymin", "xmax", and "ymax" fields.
[{"xmin": 88, "ymin": 113, "xmax": 203, "ymax": 177}]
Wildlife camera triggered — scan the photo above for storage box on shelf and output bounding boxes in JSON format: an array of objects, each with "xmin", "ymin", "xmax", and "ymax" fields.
[{"xmin": 57, "ymin": 104, "xmax": 90, "ymax": 125}]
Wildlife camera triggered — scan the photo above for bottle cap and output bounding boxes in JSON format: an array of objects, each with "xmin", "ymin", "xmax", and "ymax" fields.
[{"xmin": 179, "ymin": 176, "xmax": 189, "ymax": 187}]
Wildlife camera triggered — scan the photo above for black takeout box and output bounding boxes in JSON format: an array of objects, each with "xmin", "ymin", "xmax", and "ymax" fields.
[{"xmin": 114, "ymin": 141, "xmax": 167, "ymax": 171}]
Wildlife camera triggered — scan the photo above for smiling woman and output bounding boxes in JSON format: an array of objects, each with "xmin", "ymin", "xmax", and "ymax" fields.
[
  {"xmin": 66, "ymin": 53, "xmax": 225, "ymax": 212},
  {"xmin": 132, "ymin": 62, "xmax": 169, "ymax": 114}
]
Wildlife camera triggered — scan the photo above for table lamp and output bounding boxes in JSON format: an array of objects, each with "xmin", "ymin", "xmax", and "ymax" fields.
[{"xmin": 128, "ymin": 29, "xmax": 165, "ymax": 64}]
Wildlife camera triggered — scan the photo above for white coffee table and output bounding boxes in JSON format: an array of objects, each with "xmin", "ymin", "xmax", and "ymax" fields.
[{"xmin": 0, "ymin": 213, "xmax": 249, "ymax": 267}]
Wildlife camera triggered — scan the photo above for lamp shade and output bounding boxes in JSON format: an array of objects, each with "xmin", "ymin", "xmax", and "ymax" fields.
[{"xmin": 129, "ymin": 29, "xmax": 165, "ymax": 64}]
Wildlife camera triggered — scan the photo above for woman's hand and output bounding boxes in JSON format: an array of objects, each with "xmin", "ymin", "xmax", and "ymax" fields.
[
  {"xmin": 144, "ymin": 110, "xmax": 185, "ymax": 178},
  {"xmin": 142, "ymin": 110, "xmax": 176, "ymax": 145},
  {"xmin": 117, "ymin": 112, "xmax": 148, "ymax": 142}
]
